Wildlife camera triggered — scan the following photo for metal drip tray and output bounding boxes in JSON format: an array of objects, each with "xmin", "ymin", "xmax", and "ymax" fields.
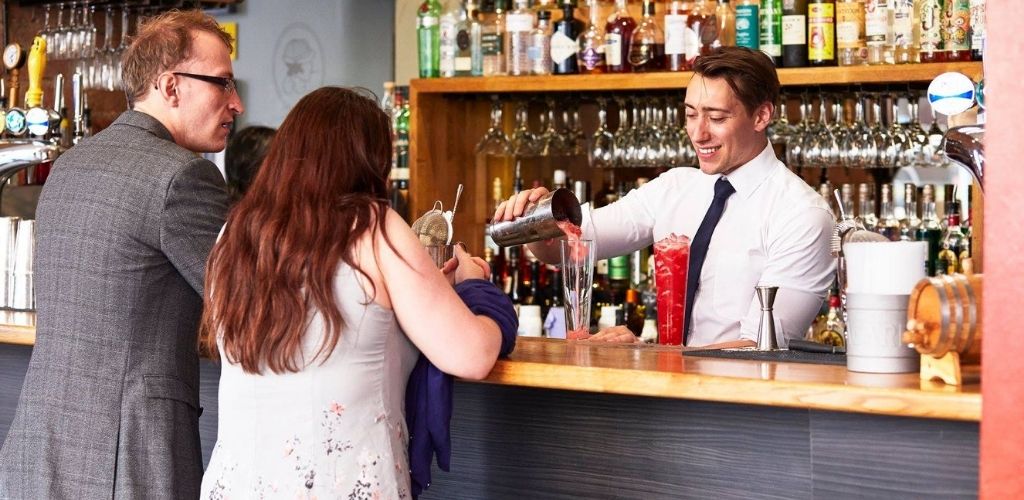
[{"xmin": 682, "ymin": 348, "xmax": 846, "ymax": 366}]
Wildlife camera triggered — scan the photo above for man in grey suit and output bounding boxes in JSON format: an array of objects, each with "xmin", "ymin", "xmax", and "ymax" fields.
[{"xmin": 0, "ymin": 10, "xmax": 243, "ymax": 499}]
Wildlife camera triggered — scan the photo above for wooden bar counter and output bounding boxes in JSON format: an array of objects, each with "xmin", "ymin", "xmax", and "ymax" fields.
[{"xmin": 0, "ymin": 323, "xmax": 979, "ymax": 498}]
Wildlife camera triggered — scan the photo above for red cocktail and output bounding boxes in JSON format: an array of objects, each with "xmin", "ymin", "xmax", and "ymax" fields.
[{"xmin": 654, "ymin": 234, "xmax": 690, "ymax": 345}]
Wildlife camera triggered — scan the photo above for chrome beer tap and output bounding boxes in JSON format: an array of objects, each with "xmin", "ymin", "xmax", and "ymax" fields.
[{"xmin": 0, "ymin": 37, "xmax": 62, "ymax": 182}]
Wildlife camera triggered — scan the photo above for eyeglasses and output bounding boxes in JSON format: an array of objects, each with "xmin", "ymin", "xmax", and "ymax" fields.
[{"xmin": 172, "ymin": 72, "xmax": 237, "ymax": 94}]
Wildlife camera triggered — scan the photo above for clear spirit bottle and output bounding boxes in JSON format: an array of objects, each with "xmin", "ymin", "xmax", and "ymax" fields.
[
  {"xmin": 529, "ymin": 10, "xmax": 553, "ymax": 75},
  {"xmin": 914, "ymin": 184, "xmax": 943, "ymax": 276},
  {"xmin": 837, "ymin": 0, "xmax": 867, "ymax": 65},
  {"xmin": 417, "ymin": 0, "xmax": 443, "ymax": 78},
  {"xmin": 578, "ymin": 0, "xmax": 606, "ymax": 74},
  {"xmin": 506, "ymin": 0, "xmax": 535, "ymax": 76},
  {"xmin": 877, "ymin": 184, "xmax": 901, "ymax": 241}
]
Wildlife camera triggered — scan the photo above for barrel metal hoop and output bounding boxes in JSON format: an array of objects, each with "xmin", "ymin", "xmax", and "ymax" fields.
[{"xmin": 956, "ymin": 274, "xmax": 978, "ymax": 354}]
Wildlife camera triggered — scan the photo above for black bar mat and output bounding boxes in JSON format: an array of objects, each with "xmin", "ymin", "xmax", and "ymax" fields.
[{"xmin": 682, "ymin": 349, "xmax": 847, "ymax": 366}]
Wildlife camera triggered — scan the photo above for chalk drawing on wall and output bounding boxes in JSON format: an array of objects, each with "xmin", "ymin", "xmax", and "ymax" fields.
[{"xmin": 272, "ymin": 23, "xmax": 324, "ymax": 105}]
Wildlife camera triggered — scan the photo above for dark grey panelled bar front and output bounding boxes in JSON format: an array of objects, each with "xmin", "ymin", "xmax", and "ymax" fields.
[{"xmin": 0, "ymin": 344, "xmax": 977, "ymax": 498}]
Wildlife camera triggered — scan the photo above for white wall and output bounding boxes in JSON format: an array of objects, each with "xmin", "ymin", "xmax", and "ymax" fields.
[{"xmin": 216, "ymin": 0, "xmax": 396, "ymax": 128}]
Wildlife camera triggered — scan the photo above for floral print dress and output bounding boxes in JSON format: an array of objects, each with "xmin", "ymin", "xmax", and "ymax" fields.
[{"xmin": 200, "ymin": 265, "xmax": 420, "ymax": 499}]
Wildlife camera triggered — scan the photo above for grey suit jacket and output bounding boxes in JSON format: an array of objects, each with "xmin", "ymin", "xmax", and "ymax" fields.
[{"xmin": 0, "ymin": 110, "xmax": 228, "ymax": 499}]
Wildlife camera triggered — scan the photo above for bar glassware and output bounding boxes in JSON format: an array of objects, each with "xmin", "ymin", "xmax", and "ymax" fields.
[
  {"xmin": 654, "ymin": 234, "xmax": 690, "ymax": 345},
  {"xmin": 560, "ymin": 239, "xmax": 595, "ymax": 341}
]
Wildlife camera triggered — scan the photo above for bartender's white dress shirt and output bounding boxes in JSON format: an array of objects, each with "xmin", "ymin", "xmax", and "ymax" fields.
[{"xmin": 581, "ymin": 143, "xmax": 835, "ymax": 346}]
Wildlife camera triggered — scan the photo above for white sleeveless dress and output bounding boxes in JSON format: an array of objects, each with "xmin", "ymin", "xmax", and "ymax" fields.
[{"xmin": 200, "ymin": 264, "xmax": 419, "ymax": 499}]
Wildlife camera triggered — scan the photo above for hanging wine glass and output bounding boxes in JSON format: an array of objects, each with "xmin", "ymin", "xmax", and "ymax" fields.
[
  {"xmin": 475, "ymin": 96, "xmax": 511, "ymax": 156},
  {"xmin": 589, "ymin": 97, "xmax": 616, "ymax": 168}
]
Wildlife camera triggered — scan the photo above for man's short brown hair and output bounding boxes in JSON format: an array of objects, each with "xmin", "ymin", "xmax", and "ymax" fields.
[
  {"xmin": 692, "ymin": 47, "xmax": 781, "ymax": 115},
  {"xmin": 121, "ymin": 10, "xmax": 233, "ymax": 107}
]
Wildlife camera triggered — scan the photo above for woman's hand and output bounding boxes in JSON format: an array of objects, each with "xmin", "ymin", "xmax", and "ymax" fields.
[{"xmin": 452, "ymin": 243, "xmax": 490, "ymax": 284}]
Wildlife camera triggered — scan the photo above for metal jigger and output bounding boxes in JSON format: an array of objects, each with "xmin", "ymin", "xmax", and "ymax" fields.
[{"xmin": 756, "ymin": 285, "xmax": 779, "ymax": 351}]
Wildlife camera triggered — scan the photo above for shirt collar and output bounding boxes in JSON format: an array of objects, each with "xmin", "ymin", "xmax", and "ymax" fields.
[{"xmin": 719, "ymin": 142, "xmax": 779, "ymax": 200}]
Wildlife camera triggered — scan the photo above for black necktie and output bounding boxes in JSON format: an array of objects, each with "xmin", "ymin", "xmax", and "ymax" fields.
[{"xmin": 683, "ymin": 177, "xmax": 736, "ymax": 345}]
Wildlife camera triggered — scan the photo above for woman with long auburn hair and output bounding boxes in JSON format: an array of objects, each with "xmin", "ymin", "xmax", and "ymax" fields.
[{"xmin": 198, "ymin": 87, "xmax": 516, "ymax": 498}]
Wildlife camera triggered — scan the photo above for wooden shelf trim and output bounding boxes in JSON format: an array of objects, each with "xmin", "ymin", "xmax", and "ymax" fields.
[{"xmin": 411, "ymin": 62, "xmax": 984, "ymax": 94}]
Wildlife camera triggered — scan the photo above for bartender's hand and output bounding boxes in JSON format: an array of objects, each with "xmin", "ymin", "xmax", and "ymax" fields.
[
  {"xmin": 451, "ymin": 243, "xmax": 490, "ymax": 285},
  {"xmin": 493, "ymin": 187, "xmax": 551, "ymax": 222},
  {"xmin": 587, "ymin": 325, "xmax": 641, "ymax": 344}
]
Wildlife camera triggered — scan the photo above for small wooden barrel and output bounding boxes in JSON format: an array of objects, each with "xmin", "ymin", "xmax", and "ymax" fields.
[{"xmin": 904, "ymin": 274, "xmax": 983, "ymax": 364}]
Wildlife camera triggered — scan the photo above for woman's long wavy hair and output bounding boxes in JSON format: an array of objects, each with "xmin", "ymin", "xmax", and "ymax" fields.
[{"xmin": 200, "ymin": 87, "xmax": 395, "ymax": 374}]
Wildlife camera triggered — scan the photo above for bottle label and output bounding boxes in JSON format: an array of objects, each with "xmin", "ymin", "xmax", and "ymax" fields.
[
  {"xmin": 550, "ymin": 31, "xmax": 579, "ymax": 63},
  {"xmin": 419, "ymin": 15, "xmax": 439, "ymax": 29},
  {"xmin": 808, "ymin": 4, "xmax": 835, "ymax": 60},
  {"xmin": 760, "ymin": 4, "xmax": 782, "ymax": 56},
  {"xmin": 970, "ymin": 0, "xmax": 986, "ymax": 51},
  {"xmin": 735, "ymin": 5, "xmax": 760, "ymax": 49},
  {"xmin": 506, "ymin": 12, "xmax": 534, "ymax": 32},
  {"xmin": 629, "ymin": 40, "xmax": 654, "ymax": 67},
  {"xmin": 836, "ymin": 2, "xmax": 865, "ymax": 49},
  {"xmin": 481, "ymin": 32, "xmax": 504, "ymax": 56},
  {"xmin": 665, "ymin": 14, "xmax": 688, "ymax": 55},
  {"xmin": 864, "ymin": 1, "xmax": 888, "ymax": 45},
  {"xmin": 605, "ymin": 33, "xmax": 623, "ymax": 65},
  {"xmin": 581, "ymin": 46, "xmax": 604, "ymax": 69},
  {"xmin": 920, "ymin": 0, "xmax": 942, "ymax": 50},
  {"xmin": 891, "ymin": 2, "xmax": 914, "ymax": 48},
  {"xmin": 943, "ymin": 0, "xmax": 971, "ymax": 51},
  {"xmin": 684, "ymin": 25, "xmax": 700, "ymax": 60},
  {"xmin": 782, "ymin": 14, "xmax": 807, "ymax": 45}
]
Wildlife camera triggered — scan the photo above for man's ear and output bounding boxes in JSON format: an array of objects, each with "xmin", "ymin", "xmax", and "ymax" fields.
[
  {"xmin": 752, "ymin": 101, "xmax": 774, "ymax": 133},
  {"xmin": 154, "ymin": 73, "xmax": 179, "ymax": 105}
]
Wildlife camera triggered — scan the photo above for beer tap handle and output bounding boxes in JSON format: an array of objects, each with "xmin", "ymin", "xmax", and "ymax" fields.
[
  {"xmin": 25, "ymin": 36, "xmax": 45, "ymax": 109},
  {"xmin": 72, "ymin": 73, "xmax": 85, "ymax": 144}
]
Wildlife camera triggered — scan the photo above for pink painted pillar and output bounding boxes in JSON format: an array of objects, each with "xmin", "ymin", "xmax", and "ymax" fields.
[{"xmin": 981, "ymin": 1, "xmax": 1024, "ymax": 498}]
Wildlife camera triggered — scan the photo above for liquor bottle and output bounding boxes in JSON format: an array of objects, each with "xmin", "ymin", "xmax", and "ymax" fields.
[
  {"xmin": 608, "ymin": 254, "xmax": 631, "ymax": 306},
  {"xmin": 889, "ymin": 0, "xmax": 919, "ymax": 63},
  {"xmin": 439, "ymin": 1, "xmax": 462, "ymax": 77},
  {"xmin": 969, "ymin": 0, "xmax": 985, "ymax": 60},
  {"xmin": 630, "ymin": 0, "xmax": 665, "ymax": 72},
  {"xmin": 687, "ymin": 0, "xmax": 720, "ymax": 68},
  {"xmin": 900, "ymin": 183, "xmax": 921, "ymax": 234},
  {"xmin": 507, "ymin": 246, "xmax": 522, "ymax": 301},
  {"xmin": 665, "ymin": 1, "xmax": 693, "ymax": 71},
  {"xmin": 915, "ymin": 184, "xmax": 942, "ymax": 276},
  {"xmin": 856, "ymin": 183, "xmax": 878, "ymax": 231},
  {"xmin": 469, "ymin": 4, "xmax": 485, "ymax": 75},
  {"xmin": 837, "ymin": 0, "xmax": 867, "ymax": 65},
  {"xmin": 864, "ymin": 0, "xmax": 890, "ymax": 64},
  {"xmin": 918, "ymin": 0, "xmax": 945, "ymax": 62},
  {"xmin": 482, "ymin": 0, "xmax": 508, "ymax": 75},
  {"xmin": 544, "ymin": 266, "xmax": 566, "ymax": 338},
  {"xmin": 604, "ymin": 0, "xmax": 637, "ymax": 73},
  {"xmin": 943, "ymin": 0, "xmax": 971, "ymax": 61},
  {"xmin": 529, "ymin": 10, "xmax": 554, "ymax": 75},
  {"xmin": 718, "ymin": 0, "xmax": 737, "ymax": 46},
  {"xmin": 624, "ymin": 289, "xmax": 644, "ymax": 335},
  {"xmin": 578, "ymin": 0, "xmax": 606, "ymax": 73},
  {"xmin": 877, "ymin": 184, "xmax": 901, "ymax": 241},
  {"xmin": 937, "ymin": 201, "xmax": 969, "ymax": 274},
  {"xmin": 735, "ymin": 0, "xmax": 761, "ymax": 49},
  {"xmin": 816, "ymin": 294, "xmax": 846, "ymax": 346},
  {"xmin": 782, "ymin": 0, "xmax": 809, "ymax": 67},
  {"xmin": 506, "ymin": 0, "xmax": 535, "ymax": 76},
  {"xmin": 760, "ymin": 0, "xmax": 784, "ymax": 65},
  {"xmin": 418, "ymin": 0, "xmax": 443, "ymax": 78},
  {"xmin": 591, "ymin": 259, "xmax": 612, "ymax": 327},
  {"xmin": 551, "ymin": 0, "xmax": 584, "ymax": 74},
  {"xmin": 526, "ymin": 260, "xmax": 542, "ymax": 306},
  {"xmin": 455, "ymin": 2, "xmax": 474, "ymax": 76},
  {"xmin": 839, "ymin": 183, "xmax": 856, "ymax": 222},
  {"xmin": 808, "ymin": 0, "xmax": 836, "ymax": 65}
]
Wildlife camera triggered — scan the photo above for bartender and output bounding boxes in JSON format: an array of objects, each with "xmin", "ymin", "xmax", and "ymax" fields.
[{"xmin": 493, "ymin": 47, "xmax": 835, "ymax": 349}]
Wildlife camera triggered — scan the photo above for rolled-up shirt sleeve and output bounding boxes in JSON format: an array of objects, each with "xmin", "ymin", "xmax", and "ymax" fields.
[
  {"xmin": 737, "ymin": 206, "xmax": 836, "ymax": 344},
  {"xmin": 581, "ymin": 179, "xmax": 664, "ymax": 261}
]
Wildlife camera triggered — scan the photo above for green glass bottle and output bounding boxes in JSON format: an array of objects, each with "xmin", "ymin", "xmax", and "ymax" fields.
[
  {"xmin": 418, "ymin": 0, "xmax": 443, "ymax": 78},
  {"xmin": 760, "ymin": 0, "xmax": 783, "ymax": 65}
]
